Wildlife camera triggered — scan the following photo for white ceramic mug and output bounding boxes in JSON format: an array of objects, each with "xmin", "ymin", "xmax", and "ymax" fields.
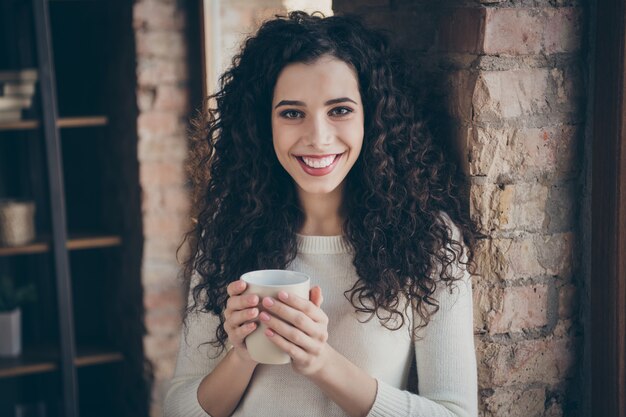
[{"xmin": 241, "ymin": 269, "xmax": 310, "ymax": 364}]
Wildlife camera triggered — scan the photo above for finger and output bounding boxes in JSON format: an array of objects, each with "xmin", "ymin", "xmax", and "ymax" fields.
[
  {"xmin": 274, "ymin": 291, "xmax": 326, "ymax": 323},
  {"xmin": 227, "ymin": 307, "xmax": 259, "ymax": 328},
  {"xmin": 226, "ymin": 293, "xmax": 259, "ymax": 313},
  {"xmin": 261, "ymin": 298, "xmax": 323, "ymax": 338},
  {"xmin": 234, "ymin": 321, "xmax": 257, "ymax": 343},
  {"xmin": 260, "ymin": 312, "xmax": 321, "ymax": 352},
  {"xmin": 265, "ymin": 327, "xmax": 307, "ymax": 362},
  {"xmin": 309, "ymin": 286, "xmax": 323, "ymax": 308},
  {"xmin": 227, "ymin": 280, "xmax": 247, "ymax": 297}
]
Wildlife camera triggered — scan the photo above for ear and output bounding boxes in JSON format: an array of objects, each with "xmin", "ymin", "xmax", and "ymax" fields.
[{"xmin": 309, "ymin": 285, "xmax": 323, "ymax": 307}]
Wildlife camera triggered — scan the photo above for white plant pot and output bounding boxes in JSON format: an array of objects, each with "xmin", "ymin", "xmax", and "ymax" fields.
[{"xmin": 0, "ymin": 308, "xmax": 21, "ymax": 356}]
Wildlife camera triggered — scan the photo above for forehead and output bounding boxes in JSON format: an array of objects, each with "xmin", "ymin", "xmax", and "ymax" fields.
[{"xmin": 272, "ymin": 56, "xmax": 361, "ymax": 103}]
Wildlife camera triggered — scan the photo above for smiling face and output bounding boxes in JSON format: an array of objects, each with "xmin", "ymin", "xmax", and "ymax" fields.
[{"xmin": 271, "ymin": 55, "xmax": 364, "ymax": 200}]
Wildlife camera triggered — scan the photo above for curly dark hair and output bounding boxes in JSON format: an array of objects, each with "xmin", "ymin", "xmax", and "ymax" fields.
[{"xmin": 180, "ymin": 11, "xmax": 479, "ymax": 354}]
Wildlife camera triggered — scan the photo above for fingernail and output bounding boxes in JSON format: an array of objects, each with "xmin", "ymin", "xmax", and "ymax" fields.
[
  {"xmin": 265, "ymin": 329, "xmax": 275, "ymax": 337},
  {"xmin": 264, "ymin": 297, "xmax": 274, "ymax": 307},
  {"xmin": 259, "ymin": 312, "xmax": 270, "ymax": 321},
  {"xmin": 250, "ymin": 308, "xmax": 258, "ymax": 317},
  {"xmin": 249, "ymin": 295, "xmax": 259, "ymax": 305},
  {"xmin": 278, "ymin": 291, "xmax": 288, "ymax": 301}
]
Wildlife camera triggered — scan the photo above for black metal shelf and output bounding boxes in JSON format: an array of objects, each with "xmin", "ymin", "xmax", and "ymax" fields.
[{"xmin": 0, "ymin": 1, "xmax": 147, "ymax": 416}]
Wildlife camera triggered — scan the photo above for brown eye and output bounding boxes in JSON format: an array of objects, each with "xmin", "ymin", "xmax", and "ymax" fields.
[
  {"xmin": 329, "ymin": 107, "xmax": 352, "ymax": 117},
  {"xmin": 280, "ymin": 110, "xmax": 304, "ymax": 119}
]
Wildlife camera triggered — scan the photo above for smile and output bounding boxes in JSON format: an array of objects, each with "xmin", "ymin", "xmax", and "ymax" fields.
[{"xmin": 294, "ymin": 153, "xmax": 344, "ymax": 176}]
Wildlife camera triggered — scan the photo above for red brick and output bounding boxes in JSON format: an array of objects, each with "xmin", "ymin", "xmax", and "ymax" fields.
[
  {"xmin": 483, "ymin": 8, "xmax": 582, "ymax": 55},
  {"xmin": 472, "ymin": 69, "xmax": 550, "ymax": 121},
  {"xmin": 139, "ymin": 161, "xmax": 186, "ymax": 186},
  {"xmin": 142, "ymin": 185, "xmax": 191, "ymax": 213},
  {"xmin": 468, "ymin": 125, "xmax": 581, "ymax": 181},
  {"xmin": 447, "ymin": 70, "xmax": 478, "ymax": 123},
  {"xmin": 144, "ymin": 286, "xmax": 185, "ymax": 311},
  {"xmin": 488, "ymin": 285, "xmax": 549, "ymax": 334},
  {"xmin": 152, "ymin": 355, "xmax": 178, "ymax": 381},
  {"xmin": 475, "ymin": 232, "xmax": 574, "ymax": 281},
  {"xmin": 138, "ymin": 111, "xmax": 182, "ymax": 139},
  {"xmin": 484, "ymin": 8, "xmax": 541, "ymax": 55},
  {"xmin": 137, "ymin": 87, "xmax": 156, "ymax": 112},
  {"xmin": 154, "ymin": 85, "xmax": 190, "ymax": 112},
  {"xmin": 543, "ymin": 8, "xmax": 583, "ymax": 54},
  {"xmin": 142, "ymin": 259, "xmax": 182, "ymax": 286},
  {"xmin": 482, "ymin": 387, "xmax": 545, "ymax": 417},
  {"xmin": 558, "ymin": 283, "xmax": 578, "ymax": 319},
  {"xmin": 551, "ymin": 66, "xmax": 584, "ymax": 115},
  {"xmin": 470, "ymin": 182, "xmax": 549, "ymax": 233},
  {"xmin": 137, "ymin": 58, "xmax": 188, "ymax": 85},
  {"xmin": 136, "ymin": 31, "xmax": 187, "ymax": 59},
  {"xmin": 478, "ymin": 336, "xmax": 576, "ymax": 386},
  {"xmin": 138, "ymin": 135, "xmax": 188, "ymax": 162},
  {"xmin": 133, "ymin": 0, "xmax": 185, "ymax": 31},
  {"xmin": 535, "ymin": 232, "xmax": 575, "ymax": 279},
  {"xmin": 145, "ymin": 310, "xmax": 183, "ymax": 336},
  {"xmin": 143, "ymin": 212, "xmax": 190, "ymax": 239},
  {"xmin": 488, "ymin": 237, "xmax": 544, "ymax": 281},
  {"xmin": 143, "ymin": 334, "xmax": 181, "ymax": 359}
]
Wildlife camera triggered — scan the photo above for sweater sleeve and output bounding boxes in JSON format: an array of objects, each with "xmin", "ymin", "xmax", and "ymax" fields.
[
  {"xmin": 366, "ymin": 214, "xmax": 478, "ymax": 417},
  {"xmin": 163, "ymin": 280, "xmax": 227, "ymax": 417}
]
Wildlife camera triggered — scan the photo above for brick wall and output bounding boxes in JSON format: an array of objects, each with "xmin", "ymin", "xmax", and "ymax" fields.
[
  {"xmin": 333, "ymin": 0, "xmax": 585, "ymax": 415},
  {"xmin": 133, "ymin": 1, "xmax": 190, "ymax": 415}
]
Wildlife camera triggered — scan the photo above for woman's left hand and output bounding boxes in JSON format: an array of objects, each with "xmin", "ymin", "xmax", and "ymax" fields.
[{"xmin": 260, "ymin": 286, "xmax": 329, "ymax": 376}]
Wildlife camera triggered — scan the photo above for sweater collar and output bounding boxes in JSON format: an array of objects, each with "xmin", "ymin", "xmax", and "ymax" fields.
[{"xmin": 295, "ymin": 233, "xmax": 352, "ymax": 254}]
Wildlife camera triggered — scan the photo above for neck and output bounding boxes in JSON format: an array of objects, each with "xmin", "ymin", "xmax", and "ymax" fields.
[{"xmin": 297, "ymin": 182, "xmax": 345, "ymax": 236}]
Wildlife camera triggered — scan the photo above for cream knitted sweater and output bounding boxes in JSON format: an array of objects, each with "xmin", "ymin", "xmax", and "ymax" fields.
[{"xmin": 164, "ymin": 220, "xmax": 477, "ymax": 417}]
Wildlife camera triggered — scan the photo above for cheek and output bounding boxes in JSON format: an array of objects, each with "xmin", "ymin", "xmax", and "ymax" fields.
[
  {"xmin": 340, "ymin": 123, "xmax": 364, "ymax": 152},
  {"xmin": 272, "ymin": 130, "xmax": 293, "ymax": 165}
]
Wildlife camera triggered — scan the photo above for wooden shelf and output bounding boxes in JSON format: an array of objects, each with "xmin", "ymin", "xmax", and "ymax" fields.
[
  {"xmin": 0, "ymin": 346, "xmax": 124, "ymax": 379},
  {"xmin": 0, "ymin": 234, "xmax": 122, "ymax": 256},
  {"xmin": 0, "ymin": 241, "xmax": 49, "ymax": 256},
  {"xmin": 66, "ymin": 235, "xmax": 122, "ymax": 250},
  {"xmin": 75, "ymin": 348, "xmax": 124, "ymax": 368},
  {"xmin": 0, "ymin": 116, "xmax": 108, "ymax": 132},
  {"xmin": 0, "ymin": 355, "xmax": 57, "ymax": 379},
  {"xmin": 58, "ymin": 116, "xmax": 108, "ymax": 128},
  {"xmin": 0, "ymin": 120, "xmax": 39, "ymax": 131}
]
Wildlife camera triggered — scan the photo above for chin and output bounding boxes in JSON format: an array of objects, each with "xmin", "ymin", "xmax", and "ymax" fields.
[{"xmin": 297, "ymin": 182, "xmax": 342, "ymax": 195}]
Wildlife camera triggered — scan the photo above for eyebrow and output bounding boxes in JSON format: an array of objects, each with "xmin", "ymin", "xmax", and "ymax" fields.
[{"xmin": 273, "ymin": 97, "xmax": 358, "ymax": 109}]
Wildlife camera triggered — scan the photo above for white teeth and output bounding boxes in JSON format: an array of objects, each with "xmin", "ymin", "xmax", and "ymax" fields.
[{"xmin": 301, "ymin": 155, "xmax": 337, "ymax": 168}]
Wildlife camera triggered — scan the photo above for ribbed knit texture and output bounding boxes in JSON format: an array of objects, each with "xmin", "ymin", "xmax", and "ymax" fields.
[{"xmin": 164, "ymin": 216, "xmax": 477, "ymax": 417}]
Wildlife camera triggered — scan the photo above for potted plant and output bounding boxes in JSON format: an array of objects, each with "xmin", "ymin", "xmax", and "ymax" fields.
[{"xmin": 0, "ymin": 275, "xmax": 36, "ymax": 356}]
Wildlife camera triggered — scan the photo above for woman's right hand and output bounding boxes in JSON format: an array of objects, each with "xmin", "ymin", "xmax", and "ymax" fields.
[{"xmin": 224, "ymin": 280, "xmax": 260, "ymax": 365}]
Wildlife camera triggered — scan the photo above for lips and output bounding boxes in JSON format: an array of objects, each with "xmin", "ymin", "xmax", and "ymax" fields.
[{"xmin": 294, "ymin": 152, "xmax": 344, "ymax": 177}]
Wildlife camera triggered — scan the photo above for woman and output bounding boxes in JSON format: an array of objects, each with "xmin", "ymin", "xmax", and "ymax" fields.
[{"xmin": 165, "ymin": 11, "xmax": 478, "ymax": 417}]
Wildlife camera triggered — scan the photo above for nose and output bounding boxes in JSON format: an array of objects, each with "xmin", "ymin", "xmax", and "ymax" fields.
[{"xmin": 304, "ymin": 114, "xmax": 333, "ymax": 148}]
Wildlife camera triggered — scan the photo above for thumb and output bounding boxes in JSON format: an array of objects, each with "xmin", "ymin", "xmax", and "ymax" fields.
[{"xmin": 309, "ymin": 286, "xmax": 323, "ymax": 307}]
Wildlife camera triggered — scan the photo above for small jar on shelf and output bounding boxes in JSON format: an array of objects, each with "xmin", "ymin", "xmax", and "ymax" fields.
[{"xmin": 0, "ymin": 199, "xmax": 36, "ymax": 247}]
